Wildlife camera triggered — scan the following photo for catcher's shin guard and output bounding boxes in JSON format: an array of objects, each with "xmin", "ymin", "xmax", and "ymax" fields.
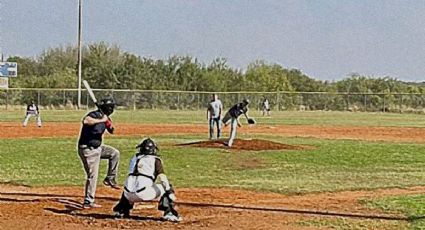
[
  {"xmin": 113, "ymin": 193, "xmax": 133, "ymax": 218},
  {"xmin": 158, "ymin": 190, "xmax": 179, "ymax": 218}
]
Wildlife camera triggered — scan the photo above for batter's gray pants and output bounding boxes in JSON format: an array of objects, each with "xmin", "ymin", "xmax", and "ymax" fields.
[
  {"xmin": 228, "ymin": 117, "xmax": 238, "ymax": 147},
  {"xmin": 78, "ymin": 145, "xmax": 120, "ymax": 204}
]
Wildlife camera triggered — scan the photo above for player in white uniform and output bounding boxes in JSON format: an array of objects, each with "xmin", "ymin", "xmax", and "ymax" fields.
[
  {"xmin": 113, "ymin": 138, "xmax": 182, "ymax": 222},
  {"xmin": 262, "ymin": 98, "xmax": 270, "ymax": 116},
  {"xmin": 22, "ymin": 100, "xmax": 42, "ymax": 127},
  {"xmin": 207, "ymin": 94, "xmax": 223, "ymax": 139}
]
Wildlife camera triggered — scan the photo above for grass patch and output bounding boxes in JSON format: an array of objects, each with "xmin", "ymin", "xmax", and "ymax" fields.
[
  {"xmin": 297, "ymin": 217, "xmax": 407, "ymax": 230},
  {"xmin": 364, "ymin": 195, "xmax": 425, "ymax": 230},
  {"xmin": 2, "ymin": 110, "xmax": 425, "ymax": 127},
  {"xmin": 0, "ymin": 135, "xmax": 424, "ymax": 194}
]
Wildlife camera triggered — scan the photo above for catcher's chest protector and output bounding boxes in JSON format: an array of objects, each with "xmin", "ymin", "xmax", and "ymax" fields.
[{"xmin": 129, "ymin": 155, "xmax": 160, "ymax": 179}]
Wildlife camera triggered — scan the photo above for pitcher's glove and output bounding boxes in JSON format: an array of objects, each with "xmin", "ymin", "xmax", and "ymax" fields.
[{"xmin": 247, "ymin": 118, "xmax": 256, "ymax": 125}]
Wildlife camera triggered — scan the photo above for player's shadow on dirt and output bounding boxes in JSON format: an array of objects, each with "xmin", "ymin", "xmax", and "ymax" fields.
[
  {"xmin": 44, "ymin": 207, "xmax": 165, "ymax": 222},
  {"xmin": 0, "ymin": 191, "xmax": 116, "ymax": 202}
]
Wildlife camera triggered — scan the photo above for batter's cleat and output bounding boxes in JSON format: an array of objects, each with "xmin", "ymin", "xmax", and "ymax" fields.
[
  {"xmin": 82, "ymin": 202, "xmax": 102, "ymax": 209},
  {"xmin": 163, "ymin": 212, "xmax": 182, "ymax": 222},
  {"xmin": 103, "ymin": 178, "xmax": 120, "ymax": 189}
]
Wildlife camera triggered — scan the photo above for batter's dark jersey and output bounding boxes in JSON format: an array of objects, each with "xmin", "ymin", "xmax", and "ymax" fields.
[
  {"xmin": 78, "ymin": 110, "xmax": 106, "ymax": 148},
  {"xmin": 228, "ymin": 103, "xmax": 248, "ymax": 118}
]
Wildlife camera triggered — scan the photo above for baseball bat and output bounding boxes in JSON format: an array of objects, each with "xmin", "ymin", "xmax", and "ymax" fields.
[
  {"xmin": 83, "ymin": 80, "xmax": 114, "ymax": 133},
  {"xmin": 82, "ymin": 80, "xmax": 98, "ymax": 107}
]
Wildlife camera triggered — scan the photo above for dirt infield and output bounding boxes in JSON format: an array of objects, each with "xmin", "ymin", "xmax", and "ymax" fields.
[
  {"xmin": 0, "ymin": 184, "xmax": 423, "ymax": 229},
  {"xmin": 3, "ymin": 122, "xmax": 425, "ymax": 143},
  {"xmin": 177, "ymin": 139, "xmax": 312, "ymax": 151}
]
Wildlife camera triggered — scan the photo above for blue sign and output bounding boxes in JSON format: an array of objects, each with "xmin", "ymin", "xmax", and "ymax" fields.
[{"xmin": 0, "ymin": 62, "xmax": 18, "ymax": 77}]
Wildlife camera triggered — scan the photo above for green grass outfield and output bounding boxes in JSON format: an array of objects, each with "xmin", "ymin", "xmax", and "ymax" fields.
[
  {"xmin": 1, "ymin": 110, "xmax": 425, "ymax": 229},
  {"xmin": 1, "ymin": 135, "xmax": 424, "ymax": 192},
  {"xmin": 2, "ymin": 109, "xmax": 425, "ymax": 127}
]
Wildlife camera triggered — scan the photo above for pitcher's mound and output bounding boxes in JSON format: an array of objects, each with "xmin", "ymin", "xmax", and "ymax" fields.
[{"xmin": 178, "ymin": 139, "xmax": 311, "ymax": 151}]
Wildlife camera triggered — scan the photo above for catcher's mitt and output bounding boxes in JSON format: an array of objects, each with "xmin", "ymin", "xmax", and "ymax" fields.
[{"xmin": 247, "ymin": 118, "xmax": 256, "ymax": 125}]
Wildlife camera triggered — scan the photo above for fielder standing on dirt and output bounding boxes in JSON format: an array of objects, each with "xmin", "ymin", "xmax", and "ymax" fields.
[
  {"xmin": 113, "ymin": 138, "xmax": 182, "ymax": 222},
  {"xmin": 22, "ymin": 100, "xmax": 42, "ymax": 127},
  {"xmin": 77, "ymin": 98, "xmax": 120, "ymax": 208},
  {"xmin": 222, "ymin": 99, "xmax": 254, "ymax": 147},
  {"xmin": 206, "ymin": 93, "xmax": 223, "ymax": 139}
]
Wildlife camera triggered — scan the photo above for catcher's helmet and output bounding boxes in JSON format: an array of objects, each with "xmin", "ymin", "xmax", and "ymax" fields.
[
  {"xmin": 136, "ymin": 138, "xmax": 158, "ymax": 155},
  {"xmin": 242, "ymin": 99, "xmax": 250, "ymax": 105},
  {"xmin": 99, "ymin": 97, "xmax": 115, "ymax": 116}
]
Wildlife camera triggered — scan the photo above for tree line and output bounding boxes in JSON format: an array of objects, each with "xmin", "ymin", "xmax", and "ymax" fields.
[{"xmin": 6, "ymin": 42, "xmax": 425, "ymax": 94}]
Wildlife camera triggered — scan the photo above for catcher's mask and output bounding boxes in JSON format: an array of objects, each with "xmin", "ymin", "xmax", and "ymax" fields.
[
  {"xmin": 136, "ymin": 138, "xmax": 159, "ymax": 156},
  {"xmin": 99, "ymin": 98, "xmax": 115, "ymax": 116},
  {"xmin": 242, "ymin": 99, "xmax": 250, "ymax": 106}
]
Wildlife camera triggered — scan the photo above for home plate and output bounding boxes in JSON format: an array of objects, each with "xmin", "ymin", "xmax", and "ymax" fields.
[{"xmin": 134, "ymin": 204, "xmax": 156, "ymax": 209}]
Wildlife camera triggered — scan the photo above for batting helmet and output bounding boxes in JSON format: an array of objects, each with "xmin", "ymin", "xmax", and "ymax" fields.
[
  {"xmin": 136, "ymin": 138, "xmax": 159, "ymax": 155},
  {"xmin": 99, "ymin": 97, "xmax": 115, "ymax": 116},
  {"xmin": 242, "ymin": 99, "xmax": 250, "ymax": 105}
]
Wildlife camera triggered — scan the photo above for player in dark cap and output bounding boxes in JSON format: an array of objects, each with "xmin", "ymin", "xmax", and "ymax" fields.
[{"xmin": 77, "ymin": 97, "xmax": 120, "ymax": 208}]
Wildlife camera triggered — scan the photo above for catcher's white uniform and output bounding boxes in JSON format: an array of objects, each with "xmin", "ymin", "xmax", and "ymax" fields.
[
  {"xmin": 124, "ymin": 154, "xmax": 167, "ymax": 202},
  {"xmin": 114, "ymin": 138, "xmax": 182, "ymax": 222}
]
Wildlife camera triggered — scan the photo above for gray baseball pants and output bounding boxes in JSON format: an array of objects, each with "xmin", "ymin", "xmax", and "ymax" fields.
[{"xmin": 78, "ymin": 144, "xmax": 120, "ymax": 204}]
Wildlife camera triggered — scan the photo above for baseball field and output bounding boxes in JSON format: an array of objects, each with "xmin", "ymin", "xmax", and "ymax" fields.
[{"xmin": 0, "ymin": 110, "xmax": 424, "ymax": 229}]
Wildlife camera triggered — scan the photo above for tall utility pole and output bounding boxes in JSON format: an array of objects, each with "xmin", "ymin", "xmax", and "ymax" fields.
[{"xmin": 77, "ymin": 0, "xmax": 83, "ymax": 109}]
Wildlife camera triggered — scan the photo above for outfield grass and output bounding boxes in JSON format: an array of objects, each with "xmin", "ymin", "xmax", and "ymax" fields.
[{"xmin": 1, "ymin": 109, "xmax": 425, "ymax": 127}]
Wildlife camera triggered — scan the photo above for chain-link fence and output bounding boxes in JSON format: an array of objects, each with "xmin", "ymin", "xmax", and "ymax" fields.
[{"xmin": 1, "ymin": 88, "xmax": 425, "ymax": 113}]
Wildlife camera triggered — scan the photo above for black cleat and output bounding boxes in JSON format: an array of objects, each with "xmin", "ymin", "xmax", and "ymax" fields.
[{"xmin": 103, "ymin": 178, "xmax": 120, "ymax": 189}]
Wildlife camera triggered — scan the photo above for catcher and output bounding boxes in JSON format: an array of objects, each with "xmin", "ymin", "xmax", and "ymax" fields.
[
  {"xmin": 222, "ymin": 99, "xmax": 255, "ymax": 147},
  {"xmin": 113, "ymin": 138, "xmax": 182, "ymax": 222}
]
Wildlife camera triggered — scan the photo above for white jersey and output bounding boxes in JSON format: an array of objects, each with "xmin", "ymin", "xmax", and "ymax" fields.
[
  {"xmin": 263, "ymin": 100, "xmax": 270, "ymax": 109},
  {"xmin": 208, "ymin": 99, "xmax": 223, "ymax": 119},
  {"xmin": 128, "ymin": 154, "xmax": 162, "ymax": 179},
  {"xmin": 125, "ymin": 154, "xmax": 164, "ymax": 193}
]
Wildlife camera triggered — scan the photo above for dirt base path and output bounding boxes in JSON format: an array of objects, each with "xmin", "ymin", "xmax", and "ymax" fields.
[
  {"xmin": 0, "ymin": 184, "xmax": 423, "ymax": 229},
  {"xmin": 3, "ymin": 122, "xmax": 425, "ymax": 143}
]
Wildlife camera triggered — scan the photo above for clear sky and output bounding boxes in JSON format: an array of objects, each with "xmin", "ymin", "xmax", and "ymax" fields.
[{"xmin": 2, "ymin": 0, "xmax": 425, "ymax": 81}]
